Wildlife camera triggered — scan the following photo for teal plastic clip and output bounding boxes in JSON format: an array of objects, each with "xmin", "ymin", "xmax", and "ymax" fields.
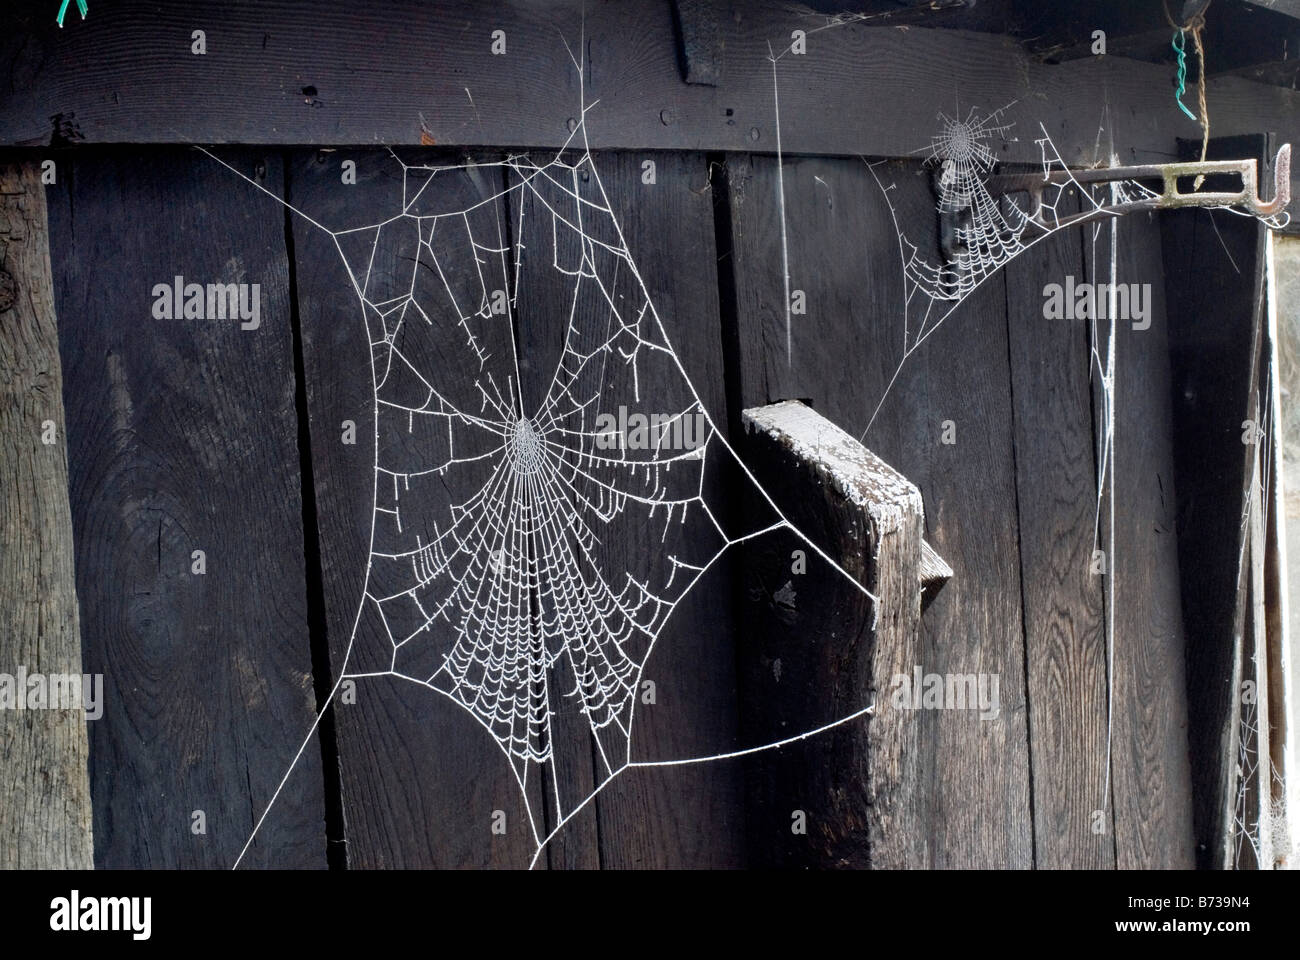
[
  {"xmin": 1172, "ymin": 29, "xmax": 1198, "ymax": 121},
  {"xmin": 57, "ymin": 0, "xmax": 88, "ymax": 28}
]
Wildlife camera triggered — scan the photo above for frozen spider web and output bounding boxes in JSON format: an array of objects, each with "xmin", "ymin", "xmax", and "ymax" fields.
[
  {"xmin": 1233, "ymin": 687, "xmax": 1288, "ymax": 868},
  {"xmin": 860, "ymin": 100, "xmax": 1288, "ymax": 439},
  {"xmin": 1231, "ymin": 356, "xmax": 1293, "ymax": 870},
  {"xmin": 201, "ymin": 57, "xmax": 878, "ymax": 870},
  {"xmin": 863, "ymin": 104, "xmax": 1164, "ymax": 434}
]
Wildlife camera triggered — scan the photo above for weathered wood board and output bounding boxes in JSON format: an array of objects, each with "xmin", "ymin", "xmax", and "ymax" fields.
[
  {"xmin": 46, "ymin": 148, "xmax": 327, "ymax": 868},
  {"xmin": 558, "ymin": 152, "xmax": 744, "ymax": 870},
  {"xmin": 737, "ymin": 400, "xmax": 926, "ymax": 869},
  {"xmin": 1003, "ymin": 202, "xmax": 1113, "ymax": 868},
  {"xmin": 0, "ymin": 161, "xmax": 94, "ymax": 869},
  {"xmin": 1161, "ymin": 135, "xmax": 1273, "ymax": 868},
  {"xmin": 1093, "ymin": 210, "xmax": 1196, "ymax": 869}
]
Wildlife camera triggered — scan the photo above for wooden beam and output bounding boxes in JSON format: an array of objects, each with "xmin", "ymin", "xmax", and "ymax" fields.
[
  {"xmin": 1240, "ymin": 0, "xmax": 1300, "ymax": 19},
  {"xmin": 2, "ymin": 0, "xmax": 1300, "ymax": 178},
  {"xmin": 0, "ymin": 161, "xmax": 94, "ymax": 869},
  {"xmin": 670, "ymin": 0, "xmax": 722, "ymax": 86},
  {"xmin": 1021, "ymin": 2, "xmax": 1170, "ymax": 64},
  {"xmin": 738, "ymin": 400, "xmax": 930, "ymax": 863},
  {"xmin": 1205, "ymin": 3, "xmax": 1300, "ymax": 79},
  {"xmin": 736, "ymin": 400, "xmax": 927, "ymax": 868}
]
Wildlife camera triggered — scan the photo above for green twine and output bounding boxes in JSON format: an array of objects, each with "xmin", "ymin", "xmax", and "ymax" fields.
[
  {"xmin": 1172, "ymin": 29, "xmax": 1197, "ymax": 120},
  {"xmin": 56, "ymin": 0, "xmax": 88, "ymax": 28}
]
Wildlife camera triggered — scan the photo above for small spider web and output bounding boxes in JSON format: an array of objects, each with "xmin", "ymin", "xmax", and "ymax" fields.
[
  {"xmin": 201, "ymin": 44, "xmax": 879, "ymax": 869},
  {"xmin": 865, "ymin": 105, "xmax": 1164, "ymax": 405},
  {"xmin": 905, "ymin": 105, "xmax": 1023, "ymax": 304}
]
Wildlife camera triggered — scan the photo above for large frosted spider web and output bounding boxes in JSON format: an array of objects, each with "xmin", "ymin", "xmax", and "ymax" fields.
[
  {"xmin": 355, "ymin": 148, "xmax": 710, "ymax": 785},
  {"xmin": 202, "ymin": 50, "xmax": 878, "ymax": 870}
]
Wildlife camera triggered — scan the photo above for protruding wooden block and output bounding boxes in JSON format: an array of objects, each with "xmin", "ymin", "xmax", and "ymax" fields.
[{"xmin": 737, "ymin": 400, "xmax": 941, "ymax": 868}]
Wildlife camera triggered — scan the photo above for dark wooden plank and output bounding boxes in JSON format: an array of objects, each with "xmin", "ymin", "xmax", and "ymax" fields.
[
  {"xmin": 4, "ymin": 0, "xmax": 1300, "ymax": 178},
  {"xmin": 45, "ymin": 147, "xmax": 327, "ymax": 868},
  {"xmin": 505, "ymin": 148, "xmax": 744, "ymax": 867},
  {"xmin": 1025, "ymin": 0, "xmax": 1300, "ymax": 80},
  {"xmin": 1241, "ymin": 0, "xmax": 1300, "ymax": 18},
  {"xmin": 545, "ymin": 151, "xmax": 743, "ymax": 869},
  {"xmin": 1019, "ymin": 2, "xmax": 1172, "ymax": 63},
  {"xmin": 0, "ymin": 161, "xmax": 94, "ymax": 869},
  {"xmin": 737, "ymin": 400, "xmax": 925, "ymax": 869},
  {"xmin": 1206, "ymin": 2, "xmax": 1300, "ymax": 79},
  {"xmin": 1093, "ymin": 210, "xmax": 1196, "ymax": 869},
  {"xmin": 1160, "ymin": 134, "xmax": 1271, "ymax": 867},
  {"xmin": 724, "ymin": 152, "xmax": 1033, "ymax": 867},
  {"xmin": 1004, "ymin": 208, "xmax": 1114, "ymax": 868},
  {"xmin": 288, "ymin": 146, "xmax": 541, "ymax": 867},
  {"xmin": 505, "ymin": 148, "xmax": 603, "ymax": 870}
]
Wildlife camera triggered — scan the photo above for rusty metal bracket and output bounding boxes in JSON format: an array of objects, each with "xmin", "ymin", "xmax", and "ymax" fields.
[{"xmin": 987, "ymin": 143, "xmax": 1292, "ymax": 227}]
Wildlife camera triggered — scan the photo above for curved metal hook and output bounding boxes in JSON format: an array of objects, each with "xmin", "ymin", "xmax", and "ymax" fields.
[{"xmin": 1250, "ymin": 142, "xmax": 1290, "ymax": 217}]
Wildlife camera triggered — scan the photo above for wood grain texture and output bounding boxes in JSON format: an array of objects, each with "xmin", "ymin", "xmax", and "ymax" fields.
[
  {"xmin": 46, "ymin": 148, "xmax": 326, "ymax": 868},
  {"xmin": 724, "ymin": 152, "xmax": 1032, "ymax": 867},
  {"xmin": 737, "ymin": 400, "xmax": 925, "ymax": 869},
  {"xmin": 288, "ymin": 146, "xmax": 539, "ymax": 868},
  {"xmin": 560, "ymin": 152, "xmax": 744, "ymax": 869},
  {"xmin": 1096, "ymin": 211, "xmax": 1196, "ymax": 869},
  {"xmin": 3, "ymin": 0, "xmax": 1300, "ymax": 189},
  {"xmin": 1004, "ymin": 212, "xmax": 1113, "ymax": 867},
  {"xmin": 0, "ymin": 161, "xmax": 94, "ymax": 869}
]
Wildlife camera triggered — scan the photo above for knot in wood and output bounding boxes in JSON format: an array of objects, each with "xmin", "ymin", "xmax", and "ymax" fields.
[{"xmin": 0, "ymin": 268, "xmax": 16, "ymax": 313}]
